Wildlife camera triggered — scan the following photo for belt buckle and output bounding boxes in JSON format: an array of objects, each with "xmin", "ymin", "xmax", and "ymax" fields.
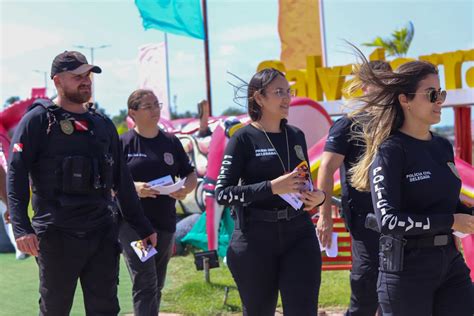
[
  {"xmin": 277, "ymin": 209, "xmax": 289, "ymax": 221},
  {"xmin": 434, "ymin": 235, "xmax": 448, "ymax": 246}
]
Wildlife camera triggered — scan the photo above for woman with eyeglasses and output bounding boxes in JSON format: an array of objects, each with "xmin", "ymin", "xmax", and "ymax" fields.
[
  {"xmin": 118, "ymin": 89, "xmax": 197, "ymax": 316},
  {"xmin": 215, "ymin": 68, "xmax": 325, "ymax": 315},
  {"xmin": 348, "ymin": 58, "xmax": 474, "ymax": 316}
]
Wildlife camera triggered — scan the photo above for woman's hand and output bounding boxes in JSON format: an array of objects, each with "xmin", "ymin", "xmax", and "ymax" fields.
[
  {"xmin": 270, "ymin": 170, "xmax": 305, "ymax": 195},
  {"xmin": 134, "ymin": 182, "xmax": 158, "ymax": 198},
  {"xmin": 169, "ymin": 186, "xmax": 190, "ymax": 200},
  {"xmin": 301, "ymin": 190, "xmax": 326, "ymax": 211},
  {"xmin": 452, "ymin": 214, "xmax": 474, "ymax": 234}
]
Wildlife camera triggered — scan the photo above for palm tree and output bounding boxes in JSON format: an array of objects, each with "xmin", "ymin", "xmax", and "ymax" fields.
[{"xmin": 363, "ymin": 21, "xmax": 415, "ymax": 57}]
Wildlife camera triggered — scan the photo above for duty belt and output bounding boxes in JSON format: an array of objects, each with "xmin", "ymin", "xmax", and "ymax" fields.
[
  {"xmin": 246, "ymin": 207, "xmax": 304, "ymax": 222},
  {"xmin": 405, "ymin": 234, "xmax": 454, "ymax": 250}
]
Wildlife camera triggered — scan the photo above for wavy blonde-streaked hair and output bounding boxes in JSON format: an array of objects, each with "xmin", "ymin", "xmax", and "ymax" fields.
[{"xmin": 345, "ymin": 46, "xmax": 439, "ymax": 191}]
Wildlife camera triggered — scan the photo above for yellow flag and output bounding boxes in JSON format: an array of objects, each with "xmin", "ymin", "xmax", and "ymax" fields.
[{"xmin": 278, "ymin": 0, "xmax": 325, "ymax": 69}]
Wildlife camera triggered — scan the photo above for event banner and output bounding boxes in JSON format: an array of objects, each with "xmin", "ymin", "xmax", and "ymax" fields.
[{"xmin": 137, "ymin": 42, "xmax": 170, "ymax": 120}]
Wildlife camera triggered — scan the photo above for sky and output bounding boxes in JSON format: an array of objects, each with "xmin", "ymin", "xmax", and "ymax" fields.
[{"xmin": 1, "ymin": 0, "xmax": 473, "ymax": 127}]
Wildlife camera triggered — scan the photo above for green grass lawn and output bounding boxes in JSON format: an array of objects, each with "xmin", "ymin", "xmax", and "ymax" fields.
[{"xmin": 0, "ymin": 253, "xmax": 350, "ymax": 315}]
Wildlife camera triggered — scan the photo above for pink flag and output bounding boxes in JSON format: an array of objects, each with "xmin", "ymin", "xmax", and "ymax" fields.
[{"xmin": 138, "ymin": 43, "xmax": 170, "ymax": 119}]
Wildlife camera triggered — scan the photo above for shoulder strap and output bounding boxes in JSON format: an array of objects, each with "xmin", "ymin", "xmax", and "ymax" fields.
[
  {"xmin": 28, "ymin": 98, "xmax": 58, "ymax": 112},
  {"xmin": 28, "ymin": 99, "xmax": 60, "ymax": 134},
  {"xmin": 86, "ymin": 102, "xmax": 107, "ymax": 120}
]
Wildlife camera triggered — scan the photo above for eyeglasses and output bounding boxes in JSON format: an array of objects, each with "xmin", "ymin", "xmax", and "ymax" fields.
[
  {"xmin": 268, "ymin": 88, "xmax": 296, "ymax": 99},
  {"xmin": 138, "ymin": 102, "xmax": 163, "ymax": 111},
  {"xmin": 408, "ymin": 89, "xmax": 447, "ymax": 103}
]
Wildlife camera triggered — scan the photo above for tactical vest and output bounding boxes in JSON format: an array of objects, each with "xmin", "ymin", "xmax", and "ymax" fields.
[{"xmin": 28, "ymin": 99, "xmax": 114, "ymax": 203}]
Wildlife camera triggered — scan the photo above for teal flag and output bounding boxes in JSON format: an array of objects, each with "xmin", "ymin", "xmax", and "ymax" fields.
[{"xmin": 135, "ymin": 0, "xmax": 205, "ymax": 39}]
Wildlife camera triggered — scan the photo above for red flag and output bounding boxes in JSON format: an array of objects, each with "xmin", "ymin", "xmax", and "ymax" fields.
[
  {"xmin": 74, "ymin": 120, "xmax": 89, "ymax": 132},
  {"xmin": 12, "ymin": 143, "xmax": 23, "ymax": 152}
]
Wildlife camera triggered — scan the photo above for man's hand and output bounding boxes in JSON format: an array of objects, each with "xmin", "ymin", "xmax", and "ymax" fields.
[
  {"xmin": 141, "ymin": 232, "xmax": 157, "ymax": 248},
  {"xmin": 317, "ymin": 215, "xmax": 334, "ymax": 249},
  {"xmin": 3, "ymin": 209, "xmax": 10, "ymax": 224},
  {"xmin": 134, "ymin": 182, "xmax": 158, "ymax": 198},
  {"xmin": 16, "ymin": 233, "xmax": 39, "ymax": 257},
  {"xmin": 198, "ymin": 100, "xmax": 210, "ymax": 118}
]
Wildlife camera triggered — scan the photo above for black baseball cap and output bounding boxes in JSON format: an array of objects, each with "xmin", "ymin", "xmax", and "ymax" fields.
[{"xmin": 50, "ymin": 51, "xmax": 102, "ymax": 79}]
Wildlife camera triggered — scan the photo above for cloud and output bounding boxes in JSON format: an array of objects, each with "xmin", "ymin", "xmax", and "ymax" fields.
[
  {"xmin": 167, "ymin": 50, "xmax": 204, "ymax": 79},
  {"xmin": 218, "ymin": 44, "xmax": 236, "ymax": 56},
  {"xmin": 1, "ymin": 23, "xmax": 66, "ymax": 59},
  {"xmin": 98, "ymin": 57, "xmax": 138, "ymax": 82},
  {"xmin": 0, "ymin": 65, "xmax": 44, "ymax": 102},
  {"xmin": 175, "ymin": 50, "xmax": 200, "ymax": 64}
]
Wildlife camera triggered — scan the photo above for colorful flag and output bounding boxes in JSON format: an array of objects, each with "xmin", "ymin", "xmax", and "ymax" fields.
[
  {"xmin": 135, "ymin": 0, "xmax": 204, "ymax": 39},
  {"xmin": 138, "ymin": 43, "xmax": 170, "ymax": 120}
]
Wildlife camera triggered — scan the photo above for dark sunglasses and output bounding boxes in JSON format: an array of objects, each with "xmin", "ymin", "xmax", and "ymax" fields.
[{"xmin": 409, "ymin": 89, "xmax": 447, "ymax": 103}]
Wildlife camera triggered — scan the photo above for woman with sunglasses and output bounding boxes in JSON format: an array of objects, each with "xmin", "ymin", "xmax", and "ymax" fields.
[
  {"xmin": 348, "ymin": 58, "xmax": 474, "ymax": 316},
  {"xmin": 119, "ymin": 89, "xmax": 197, "ymax": 316},
  {"xmin": 215, "ymin": 68, "xmax": 325, "ymax": 316}
]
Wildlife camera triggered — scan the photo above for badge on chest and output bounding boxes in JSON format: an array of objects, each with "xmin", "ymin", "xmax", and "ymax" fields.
[
  {"xmin": 59, "ymin": 117, "xmax": 90, "ymax": 135},
  {"xmin": 164, "ymin": 152, "xmax": 174, "ymax": 165},
  {"xmin": 60, "ymin": 120, "xmax": 74, "ymax": 135}
]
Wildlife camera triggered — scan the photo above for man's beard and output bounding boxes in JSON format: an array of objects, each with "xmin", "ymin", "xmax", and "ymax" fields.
[{"xmin": 63, "ymin": 86, "xmax": 91, "ymax": 104}]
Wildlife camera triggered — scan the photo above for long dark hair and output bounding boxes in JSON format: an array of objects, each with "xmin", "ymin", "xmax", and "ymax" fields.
[
  {"xmin": 247, "ymin": 68, "xmax": 285, "ymax": 121},
  {"xmin": 347, "ymin": 48, "xmax": 438, "ymax": 191}
]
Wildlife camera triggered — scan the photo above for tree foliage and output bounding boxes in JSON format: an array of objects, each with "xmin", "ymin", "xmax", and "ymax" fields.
[
  {"xmin": 362, "ymin": 21, "xmax": 415, "ymax": 57},
  {"xmin": 221, "ymin": 106, "xmax": 246, "ymax": 116},
  {"xmin": 3, "ymin": 96, "xmax": 20, "ymax": 108},
  {"xmin": 112, "ymin": 109, "xmax": 128, "ymax": 126}
]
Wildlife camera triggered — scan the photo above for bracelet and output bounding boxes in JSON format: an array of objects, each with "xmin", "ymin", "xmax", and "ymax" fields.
[{"xmin": 315, "ymin": 190, "xmax": 326, "ymax": 208}]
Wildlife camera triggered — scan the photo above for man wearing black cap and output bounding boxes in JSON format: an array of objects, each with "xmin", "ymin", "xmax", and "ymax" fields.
[{"xmin": 7, "ymin": 51, "xmax": 157, "ymax": 315}]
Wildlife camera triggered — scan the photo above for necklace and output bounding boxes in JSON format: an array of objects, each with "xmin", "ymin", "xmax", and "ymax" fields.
[{"xmin": 254, "ymin": 122, "xmax": 290, "ymax": 173}]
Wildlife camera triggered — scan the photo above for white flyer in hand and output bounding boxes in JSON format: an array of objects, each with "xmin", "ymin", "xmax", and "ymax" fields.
[
  {"xmin": 279, "ymin": 192, "xmax": 304, "ymax": 210},
  {"xmin": 130, "ymin": 240, "xmax": 157, "ymax": 262},
  {"xmin": 148, "ymin": 175, "xmax": 186, "ymax": 195},
  {"xmin": 318, "ymin": 232, "xmax": 339, "ymax": 258},
  {"xmin": 453, "ymin": 231, "xmax": 468, "ymax": 239},
  {"xmin": 279, "ymin": 161, "xmax": 313, "ymax": 210},
  {"xmin": 148, "ymin": 175, "xmax": 173, "ymax": 188}
]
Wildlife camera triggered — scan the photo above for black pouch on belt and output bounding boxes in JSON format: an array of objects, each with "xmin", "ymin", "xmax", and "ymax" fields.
[{"xmin": 379, "ymin": 234, "xmax": 406, "ymax": 272}]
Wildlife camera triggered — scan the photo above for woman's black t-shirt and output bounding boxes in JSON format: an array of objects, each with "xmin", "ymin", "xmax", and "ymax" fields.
[
  {"xmin": 120, "ymin": 129, "xmax": 194, "ymax": 232},
  {"xmin": 215, "ymin": 123, "xmax": 310, "ymax": 210},
  {"xmin": 369, "ymin": 131, "xmax": 466, "ymax": 237}
]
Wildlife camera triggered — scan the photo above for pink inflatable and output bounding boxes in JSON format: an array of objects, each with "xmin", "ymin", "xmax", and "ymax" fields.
[
  {"xmin": 0, "ymin": 88, "xmax": 46, "ymax": 170},
  {"xmin": 203, "ymin": 123, "xmax": 227, "ymax": 251}
]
